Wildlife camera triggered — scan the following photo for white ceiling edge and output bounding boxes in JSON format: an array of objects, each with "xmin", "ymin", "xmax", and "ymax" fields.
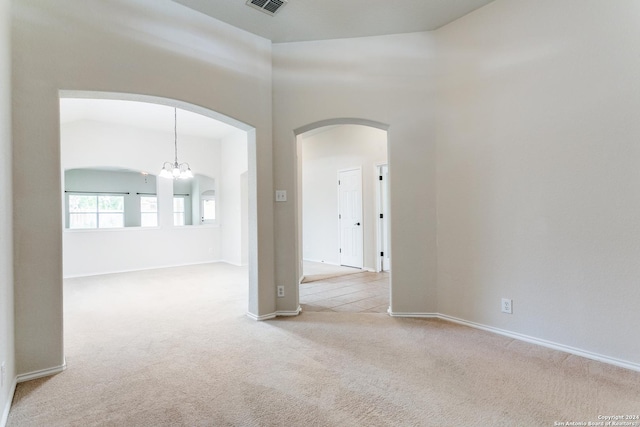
[{"xmin": 172, "ymin": 0, "xmax": 495, "ymax": 44}]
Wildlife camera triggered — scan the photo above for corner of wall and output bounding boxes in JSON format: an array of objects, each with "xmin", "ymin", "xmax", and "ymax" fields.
[{"xmin": 0, "ymin": 0, "xmax": 15, "ymax": 422}]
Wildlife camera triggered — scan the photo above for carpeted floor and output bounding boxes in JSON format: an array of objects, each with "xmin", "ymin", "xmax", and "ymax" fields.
[{"xmin": 7, "ymin": 263, "xmax": 640, "ymax": 426}]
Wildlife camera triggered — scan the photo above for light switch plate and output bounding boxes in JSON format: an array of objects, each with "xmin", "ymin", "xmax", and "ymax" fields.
[{"xmin": 275, "ymin": 190, "xmax": 287, "ymax": 202}]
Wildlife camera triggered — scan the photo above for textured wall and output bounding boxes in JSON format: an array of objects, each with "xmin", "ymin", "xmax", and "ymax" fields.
[
  {"xmin": 0, "ymin": 0, "xmax": 15, "ymax": 422},
  {"xmin": 436, "ymin": 0, "xmax": 640, "ymax": 365},
  {"xmin": 12, "ymin": 0, "xmax": 273, "ymax": 376},
  {"xmin": 273, "ymin": 33, "xmax": 439, "ymax": 314}
]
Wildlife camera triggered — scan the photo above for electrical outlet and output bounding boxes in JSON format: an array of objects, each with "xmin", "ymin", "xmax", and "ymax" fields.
[
  {"xmin": 501, "ymin": 298, "xmax": 513, "ymax": 314},
  {"xmin": 277, "ymin": 286, "xmax": 285, "ymax": 298}
]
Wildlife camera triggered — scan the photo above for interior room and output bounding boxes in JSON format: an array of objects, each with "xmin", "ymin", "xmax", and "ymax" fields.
[
  {"xmin": 2, "ymin": 0, "xmax": 640, "ymax": 425},
  {"xmin": 60, "ymin": 98, "xmax": 249, "ymax": 277}
]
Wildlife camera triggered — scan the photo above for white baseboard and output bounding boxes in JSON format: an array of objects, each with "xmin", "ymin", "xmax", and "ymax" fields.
[
  {"xmin": 247, "ymin": 306, "xmax": 302, "ymax": 321},
  {"xmin": 438, "ymin": 314, "xmax": 640, "ymax": 373},
  {"xmin": 246, "ymin": 312, "xmax": 276, "ymax": 321},
  {"xmin": 16, "ymin": 361, "xmax": 66, "ymax": 383},
  {"xmin": 276, "ymin": 306, "xmax": 302, "ymax": 317},
  {"xmin": 219, "ymin": 259, "xmax": 246, "ymax": 267},
  {"xmin": 387, "ymin": 309, "xmax": 438, "ymax": 318},
  {"xmin": 1, "ymin": 377, "xmax": 17, "ymax": 427},
  {"xmin": 63, "ymin": 260, "xmax": 225, "ymax": 279},
  {"xmin": 303, "ymin": 259, "xmax": 340, "ymax": 266},
  {"xmin": 388, "ymin": 311, "xmax": 640, "ymax": 373}
]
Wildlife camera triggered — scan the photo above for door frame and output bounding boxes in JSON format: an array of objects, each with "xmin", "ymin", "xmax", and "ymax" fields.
[
  {"xmin": 294, "ymin": 118, "xmax": 391, "ymax": 313},
  {"xmin": 375, "ymin": 163, "xmax": 390, "ymax": 272}
]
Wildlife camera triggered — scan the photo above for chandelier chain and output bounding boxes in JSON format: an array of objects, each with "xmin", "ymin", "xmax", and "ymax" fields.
[{"xmin": 174, "ymin": 108, "xmax": 178, "ymax": 163}]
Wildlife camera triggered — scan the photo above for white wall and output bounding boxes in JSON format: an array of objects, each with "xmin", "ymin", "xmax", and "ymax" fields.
[
  {"xmin": 273, "ymin": 32, "xmax": 438, "ymax": 313},
  {"xmin": 61, "ymin": 119, "xmax": 231, "ymax": 277},
  {"xmin": 12, "ymin": 0, "xmax": 274, "ymax": 377},
  {"xmin": 0, "ymin": 0, "xmax": 15, "ymax": 423},
  {"xmin": 301, "ymin": 125, "xmax": 387, "ymax": 270},
  {"xmin": 62, "ymin": 120, "xmax": 220, "ymax": 177},
  {"xmin": 220, "ymin": 130, "xmax": 249, "ymax": 266},
  {"xmin": 435, "ymin": 0, "xmax": 640, "ymax": 366}
]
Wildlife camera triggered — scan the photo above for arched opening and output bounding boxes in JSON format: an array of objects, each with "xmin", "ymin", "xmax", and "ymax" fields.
[
  {"xmin": 58, "ymin": 91, "xmax": 259, "ymax": 366},
  {"xmin": 295, "ymin": 118, "xmax": 391, "ymax": 313}
]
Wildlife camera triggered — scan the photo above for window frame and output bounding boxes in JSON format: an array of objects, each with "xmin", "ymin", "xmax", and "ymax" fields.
[
  {"xmin": 140, "ymin": 195, "xmax": 158, "ymax": 227},
  {"xmin": 67, "ymin": 193, "xmax": 125, "ymax": 230},
  {"xmin": 173, "ymin": 196, "xmax": 186, "ymax": 227},
  {"xmin": 200, "ymin": 190, "xmax": 216, "ymax": 225}
]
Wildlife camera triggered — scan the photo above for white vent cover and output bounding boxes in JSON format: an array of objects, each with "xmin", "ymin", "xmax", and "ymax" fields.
[{"xmin": 246, "ymin": 0, "xmax": 287, "ymax": 16}]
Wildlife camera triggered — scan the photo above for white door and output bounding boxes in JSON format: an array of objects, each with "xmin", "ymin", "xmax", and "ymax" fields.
[
  {"xmin": 339, "ymin": 169, "xmax": 363, "ymax": 269},
  {"xmin": 378, "ymin": 164, "xmax": 391, "ymax": 271}
]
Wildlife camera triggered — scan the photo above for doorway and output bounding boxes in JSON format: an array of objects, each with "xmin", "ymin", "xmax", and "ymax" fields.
[
  {"xmin": 296, "ymin": 120, "xmax": 391, "ymax": 313},
  {"xmin": 59, "ymin": 92, "xmax": 257, "ymax": 363}
]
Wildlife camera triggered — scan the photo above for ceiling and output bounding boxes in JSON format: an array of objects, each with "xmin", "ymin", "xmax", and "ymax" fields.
[
  {"xmin": 60, "ymin": 98, "xmax": 240, "ymax": 139},
  {"xmin": 172, "ymin": 0, "xmax": 495, "ymax": 43},
  {"xmin": 59, "ymin": 2, "xmax": 497, "ymax": 134}
]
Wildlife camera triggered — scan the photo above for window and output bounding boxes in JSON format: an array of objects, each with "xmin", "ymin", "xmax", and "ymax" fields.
[
  {"xmin": 140, "ymin": 196, "xmax": 158, "ymax": 227},
  {"xmin": 173, "ymin": 197, "xmax": 185, "ymax": 226},
  {"xmin": 201, "ymin": 190, "xmax": 216, "ymax": 224},
  {"xmin": 68, "ymin": 194, "xmax": 124, "ymax": 229}
]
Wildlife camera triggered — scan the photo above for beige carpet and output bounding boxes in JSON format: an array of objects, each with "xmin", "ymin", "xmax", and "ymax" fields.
[
  {"xmin": 301, "ymin": 261, "xmax": 363, "ymax": 283},
  {"xmin": 8, "ymin": 263, "xmax": 640, "ymax": 426}
]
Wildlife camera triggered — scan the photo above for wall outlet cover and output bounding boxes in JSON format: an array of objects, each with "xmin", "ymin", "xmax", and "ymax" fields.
[{"xmin": 501, "ymin": 298, "xmax": 513, "ymax": 314}]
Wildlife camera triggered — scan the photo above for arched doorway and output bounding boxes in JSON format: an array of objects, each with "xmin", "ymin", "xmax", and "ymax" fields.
[
  {"xmin": 58, "ymin": 91, "xmax": 260, "ymax": 365},
  {"xmin": 294, "ymin": 118, "xmax": 391, "ymax": 313}
]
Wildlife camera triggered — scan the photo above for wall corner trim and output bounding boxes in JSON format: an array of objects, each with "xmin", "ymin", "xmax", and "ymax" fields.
[
  {"xmin": 16, "ymin": 361, "xmax": 67, "ymax": 384},
  {"xmin": 1, "ymin": 377, "xmax": 17, "ymax": 427}
]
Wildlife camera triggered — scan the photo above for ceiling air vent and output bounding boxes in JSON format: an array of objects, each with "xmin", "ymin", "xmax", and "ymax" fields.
[{"xmin": 246, "ymin": 0, "xmax": 287, "ymax": 16}]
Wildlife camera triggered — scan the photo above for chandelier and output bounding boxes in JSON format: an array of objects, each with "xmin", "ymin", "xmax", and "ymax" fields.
[{"xmin": 159, "ymin": 108, "xmax": 193, "ymax": 180}]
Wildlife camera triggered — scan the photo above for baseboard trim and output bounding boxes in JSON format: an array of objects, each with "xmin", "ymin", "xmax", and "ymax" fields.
[
  {"xmin": 63, "ymin": 260, "xmax": 225, "ymax": 279},
  {"xmin": 438, "ymin": 314, "xmax": 640, "ymax": 373},
  {"xmin": 219, "ymin": 260, "xmax": 246, "ymax": 267},
  {"xmin": 246, "ymin": 312, "xmax": 276, "ymax": 321},
  {"xmin": 388, "ymin": 311, "xmax": 640, "ymax": 373},
  {"xmin": 16, "ymin": 361, "xmax": 67, "ymax": 383},
  {"xmin": 303, "ymin": 259, "xmax": 340, "ymax": 266},
  {"xmin": 1, "ymin": 377, "xmax": 17, "ymax": 427},
  {"xmin": 247, "ymin": 306, "xmax": 302, "ymax": 321},
  {"xmin": 387, "ymin": 310, "xmax": 438, "ymax": 318},
  {"xmin": 276, "ymin": 306, "xmax": 302, "ymax": 317}
]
